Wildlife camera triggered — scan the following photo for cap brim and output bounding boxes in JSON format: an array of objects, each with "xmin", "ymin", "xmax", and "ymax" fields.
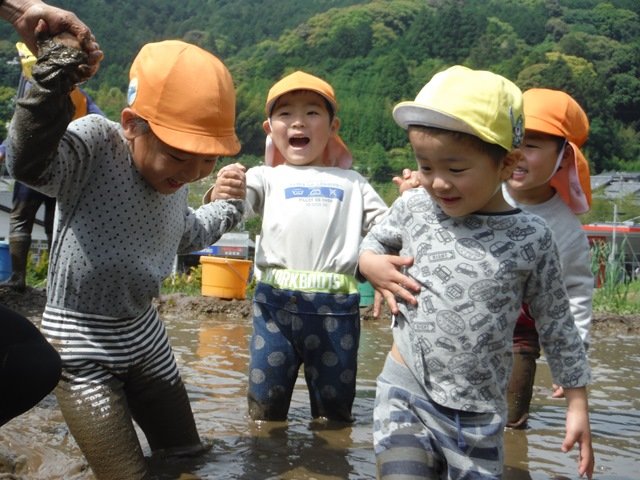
[
  {"xmin": 150, "ymin": 122, "xmax": 241, "ymax": 156},
  {"xmin": 266, "ymin": 88, "xmax": 337, "ymax": 115},
  {"xmin": 523, "ymin": 116, "xmax": 565, "ymax": 138},
  {"xmin": 392, "ymin": 102, "xmax": 476, "ymax": 137}
]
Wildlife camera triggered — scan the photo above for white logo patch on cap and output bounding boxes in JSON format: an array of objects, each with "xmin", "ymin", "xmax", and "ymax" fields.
[{"xmin": 127, "ymin": 77, "xmax": 138, "ymax": 106}]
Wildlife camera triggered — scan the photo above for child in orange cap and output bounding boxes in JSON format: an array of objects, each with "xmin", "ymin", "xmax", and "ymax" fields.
[
  {"xmin": 244, "ymin": 71, "xmax": 387, "ymax": 422},
  {"xmin": 504, "ymin": 88, "xmax": 594, "ymax": 428},
  {"xmin": 6, "ymin": 39, "xmax": 245, "ymax": 479},
  {"xmin": 358, "ymin": 66, "xmax": 593, "ymax": 479}
]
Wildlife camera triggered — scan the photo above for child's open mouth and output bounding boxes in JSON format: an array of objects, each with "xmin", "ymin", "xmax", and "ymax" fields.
[
  {"xmin": 511, "ymin": 167, "xmax": 528, "ymax": 180},
  {"xmin": 289, "ymin": 137, "xmax": 310, "ymax": 147},
  {"xmin": 167, "ymin": 178, "xmax": 184, "ymax": 188}
]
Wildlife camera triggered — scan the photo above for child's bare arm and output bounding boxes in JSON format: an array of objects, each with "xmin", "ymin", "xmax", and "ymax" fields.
[
  {"xmin": 562, "ymin": 387, "xmax": 595, "ymax": 479},
  {"xmin": 208, "ymin": 163, "xmax": 246, "ymax": 201},
  {"xmin": 359, "ymin": 250, "xmax": 419, "ymax": 315}
]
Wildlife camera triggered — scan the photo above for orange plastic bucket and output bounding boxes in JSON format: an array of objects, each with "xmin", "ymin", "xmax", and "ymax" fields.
[{"xmin": 200, "ymin": 256, "xmax": 252, "ymax": 299}]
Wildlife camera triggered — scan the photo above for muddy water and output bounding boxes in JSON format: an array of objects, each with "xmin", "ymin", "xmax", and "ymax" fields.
[{"xmin": 1, "ymin": 313, "xmax": 638, "ymax": 479}]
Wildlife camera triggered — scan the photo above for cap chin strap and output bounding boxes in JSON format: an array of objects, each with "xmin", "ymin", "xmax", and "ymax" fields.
[
  {"xmin": 545, "ymin": 140, "xmax": 567, "ymax": 183},
  {"xmin": 264, "ymin": 118, "xmax": 283, "ymax": 167}
]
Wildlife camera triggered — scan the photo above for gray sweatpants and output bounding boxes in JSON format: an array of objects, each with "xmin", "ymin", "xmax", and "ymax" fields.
[{"xmin": 373, "ymin": 354, "xmax": 506, "ymax": 479}]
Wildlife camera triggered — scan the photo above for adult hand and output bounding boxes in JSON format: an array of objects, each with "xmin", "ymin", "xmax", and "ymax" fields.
[{"xmin": 1, "ymin": 0, "xmax": 103, "ymax": 78}]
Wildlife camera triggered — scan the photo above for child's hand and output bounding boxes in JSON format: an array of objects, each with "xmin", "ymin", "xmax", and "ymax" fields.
[
  {"xmin": 552, "ymin": 384, "xmax": 565, "ymax": 398},
  {"xmin": 562, "ymin": 387, "xmax": 595, "ymax": 479},
  {"xmin": 211, "ymin": 162, "xmax": 246, "ymax": 200},
  {"xmin": 392, "ymin": 168, "xmax": 420, "ymax": 194},
  {"xmin": 359, "ymin": 250, "xmax": 420, "ymax": 315},
  {"xmin": 33, "ymin": 35, "xmax": 91, "ymax": 90}
]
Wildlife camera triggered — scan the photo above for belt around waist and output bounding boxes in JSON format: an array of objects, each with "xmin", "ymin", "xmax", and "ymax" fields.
[{"xmin": 261, "ymin": 267, "xmax": 358, "ymax": 294}]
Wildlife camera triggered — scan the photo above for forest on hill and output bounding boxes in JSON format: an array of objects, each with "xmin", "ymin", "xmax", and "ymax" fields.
[{"xmin": 0, "ymin": 0, "xmax": 638, "ymax": 196}]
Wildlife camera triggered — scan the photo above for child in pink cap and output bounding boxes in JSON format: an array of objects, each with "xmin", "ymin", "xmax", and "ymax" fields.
[
  {"xmin": 243, "ymin": 71, "xmax": 388, "ymax": 422},
  {"xmin": 504, "ymin": 88, "xmax": 593, "ymax": 428}
]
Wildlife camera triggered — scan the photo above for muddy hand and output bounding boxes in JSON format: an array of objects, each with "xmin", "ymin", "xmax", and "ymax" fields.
[
  {"xmin": 31, "ymin": 33, "xmax": 89, "ymax": 92},
  {"xmin": 6, "ymin": 2, "xmax": 102, "ymax": 79},
  {"xmin": 34, "ymin": 19, "xmax": 101, "ymax": 81}
]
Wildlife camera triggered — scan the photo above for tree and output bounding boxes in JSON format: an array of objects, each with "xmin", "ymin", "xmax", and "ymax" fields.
[
  {"xmin": 321, "ymin": 13, "xmax": 373, "ymax": 59},
  {"xmin": 367, "ymin": 142, "xmax": 393, "ymax": 183},
  {"xmin": 0, "ymin": 85, "xmax": 16, "ymax": 138},
  {"xmin": 428, "ymin": 3, "xmax": 488, "ymax": 63},
  {"xmin": 607, "ymin": 73, "xmax": 640, "ymax": 124}
]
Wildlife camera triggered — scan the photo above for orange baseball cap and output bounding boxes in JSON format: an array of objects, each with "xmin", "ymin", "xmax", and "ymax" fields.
[
  {"xmin": 127, "ymin": 40, "xmax": 240, "ymax": 156},
  {"xmin": 523, "ymin": 88, "xmax": 591, "ymax": 213},
  {"xmin": 265, "ymin": 70, "xmax": 337, "ymax": 115},
  {"xmin": 263, "ymin": 70, "xmax": 352, "ymax": 168}
]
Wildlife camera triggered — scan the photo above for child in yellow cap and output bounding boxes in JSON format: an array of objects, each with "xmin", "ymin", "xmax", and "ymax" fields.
[
  {"xmin": 5, "ymin": 39, "xmax": 246, "ymax": 479},
  {"xmin": 504, "ymin": 88, "xmax": 593, "ymax": 428},
  {"xmin": 244, "ymin": 71, "xmax": 387, "ymax": 422},
  {"xmin": 358, "ymin": 66, "xmax": 594, "ymax": 479}
]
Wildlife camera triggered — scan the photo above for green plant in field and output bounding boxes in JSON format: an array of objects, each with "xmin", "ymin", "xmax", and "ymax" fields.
[
  {"xmin": 590, "ymin": 239, "xmax": 640, "ymax": 314},
  {"xmin": 26, "ymin": 250, "xmax": 49, "ymax": 288},
  {"xmin": 161, "ymin": 265, "xmax": 203, "ymax": 296},
  {"xmin": 246, "ymin": 274, "xmax": 257, "ymax": 299}
]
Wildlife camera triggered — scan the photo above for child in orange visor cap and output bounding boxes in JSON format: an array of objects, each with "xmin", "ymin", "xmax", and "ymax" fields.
[
  {"xmin": 504, "ymin": 88, "xmax": 593, "ymax": 429},
  {"xmin": 6, "ymin": 38, "xmax": 245, "ymax": 479},
  {"xmin": 243, "ymin": 70, "xmax": 388, "ymax": 422}
]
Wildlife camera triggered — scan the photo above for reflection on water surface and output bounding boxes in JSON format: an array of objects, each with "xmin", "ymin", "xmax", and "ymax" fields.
[{"xmin": 1, "ymin": 313, "xmax": 638, "ymax": 479}]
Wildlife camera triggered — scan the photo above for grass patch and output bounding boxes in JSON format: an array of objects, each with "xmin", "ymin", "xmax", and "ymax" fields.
[
  {"xmin": 590, "ymin": 239, "xmax": 640, "ymax": 314},
  {"xmin": 161, "ymin": 265, "xmax": 203, "ymax": 296}
]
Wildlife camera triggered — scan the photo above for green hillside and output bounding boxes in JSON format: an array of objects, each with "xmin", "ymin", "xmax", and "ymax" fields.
[{"xmin": 0, "ymin": 0, "xmax": 638, "ymax": 181}]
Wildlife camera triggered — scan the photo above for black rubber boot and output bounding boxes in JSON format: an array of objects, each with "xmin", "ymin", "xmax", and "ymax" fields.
[{"xmin": 506, "ymin": 352, "xmax": 537, "ymax": 429}]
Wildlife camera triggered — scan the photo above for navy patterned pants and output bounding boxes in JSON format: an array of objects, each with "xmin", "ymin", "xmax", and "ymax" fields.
[{"xmin": 248, "ymin": 282, "xmax": 360, "ymax": 422}]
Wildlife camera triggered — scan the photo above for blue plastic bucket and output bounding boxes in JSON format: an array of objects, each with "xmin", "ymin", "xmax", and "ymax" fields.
[
  {"xmin": 0, "ymin": 241, "xmax": 11, "ymax": 281},
  {"xmin": 357, "ymin": 281, "xmax": 375, "ymax": 307}
]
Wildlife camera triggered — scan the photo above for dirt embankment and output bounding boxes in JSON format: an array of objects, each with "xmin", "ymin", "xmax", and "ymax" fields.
[{"xmin": 2, "ymin": 287, "xmax": 639, "ymax": 337}]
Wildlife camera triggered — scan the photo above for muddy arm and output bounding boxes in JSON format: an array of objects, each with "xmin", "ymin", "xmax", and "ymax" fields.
[{"xmin": 6, "ymin": 40, "xmax": 86, "ymax": 186}]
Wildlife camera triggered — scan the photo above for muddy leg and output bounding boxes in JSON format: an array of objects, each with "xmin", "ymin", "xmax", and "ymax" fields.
[
  {"xmin": 506, "ymin": 352, "xmax": 537, "ymax": 429},
  {"xmin": 126, "ymin": 371, "xmax": 203, "ymax": 457},
  {"xmin": 55, "ymin": 378, "xmax": 150, "ymax": 480}
]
